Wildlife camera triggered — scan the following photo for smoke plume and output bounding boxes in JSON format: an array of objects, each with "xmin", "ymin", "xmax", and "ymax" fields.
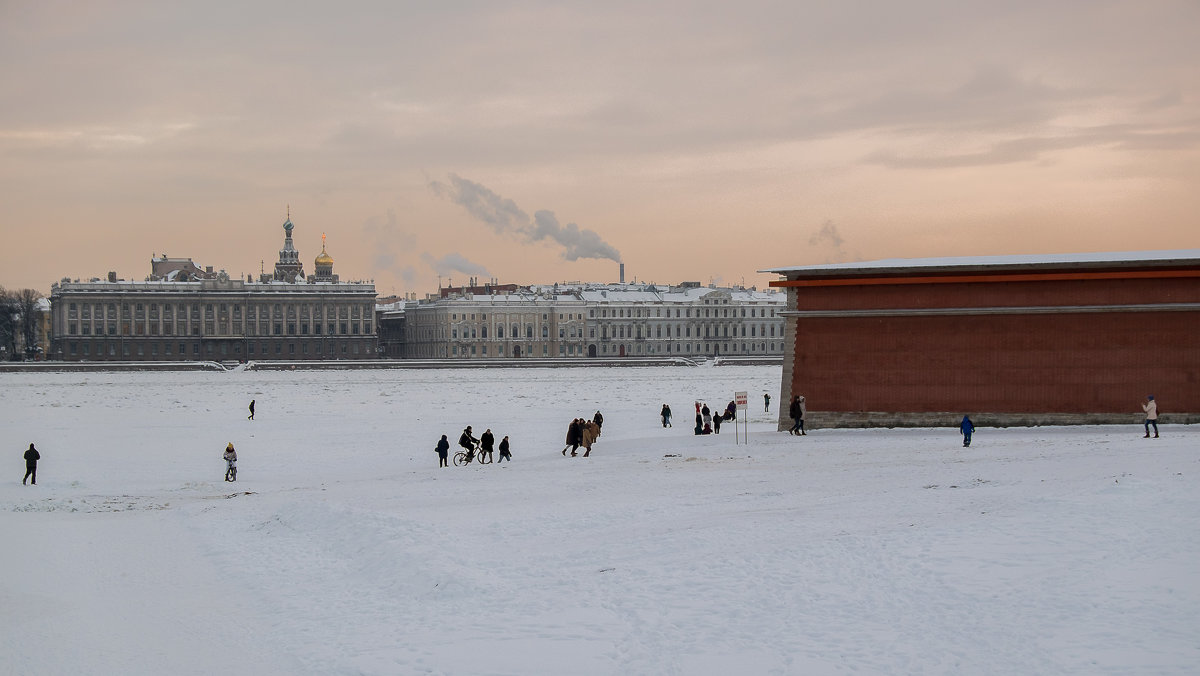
[
  {"xmin": 431, "ymin": 173, "xmax": 622, "ymax": 263},
  {"xmin": 420, "ymin": 251, "xmax": 491, "ymax": 277}
]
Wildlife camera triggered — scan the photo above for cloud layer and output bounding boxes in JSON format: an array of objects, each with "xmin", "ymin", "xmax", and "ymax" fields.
[{"xmin": 1, "ymin": 1, "xmax": 1198, "ymax": 294}]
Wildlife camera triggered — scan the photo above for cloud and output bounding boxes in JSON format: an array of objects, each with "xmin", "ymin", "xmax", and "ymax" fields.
[
  {"xmin": 431, "ymin": 174, "xmax": 622, "ymax": 262},
  {"xmin": 420, "ymin": 251, "xmax": 490, "ymax": 277},
  {"xmin": 364, "ymin": 209, "xmax": 416, "ymax": 277},
  {"xmin": 809, "ymin": 220, "xmax": 846, "ymax": 260}
]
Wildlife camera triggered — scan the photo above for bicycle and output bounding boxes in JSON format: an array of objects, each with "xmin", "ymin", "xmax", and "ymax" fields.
[{"xmin": 453, "ymin": 441, "xmax": 486, "ymax": 466}]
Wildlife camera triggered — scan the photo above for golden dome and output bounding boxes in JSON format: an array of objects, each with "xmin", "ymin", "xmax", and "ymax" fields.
[
  {"xmin": 315, "ymin": 247, "xmax": 334, "ymax": 267},
  {"xmin": 314, "ymin": 233, "xmax": 334, "ymax": 267}
]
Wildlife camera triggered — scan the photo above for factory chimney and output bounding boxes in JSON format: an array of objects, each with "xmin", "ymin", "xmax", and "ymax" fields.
[{"xmin": 620, "ymin": 263, "xmax": 625, "ymax": 284}]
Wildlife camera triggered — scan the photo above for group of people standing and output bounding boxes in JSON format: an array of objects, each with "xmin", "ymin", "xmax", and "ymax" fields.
[
  {"xmin": 692, "ymin": 401, "xmax": 738, "ymax": 435},
  {"xmin": 435, "ymin": 426, "xmax": 512, "ymax": 466},
  {"xmin": 563, "ymin": 412, "xmax": 603, "ymax": 457}
]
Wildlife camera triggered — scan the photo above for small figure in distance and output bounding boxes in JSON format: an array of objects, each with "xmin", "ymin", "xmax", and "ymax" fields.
[
  {"xmin": 436, "ymin": 435, "xmax": 450, "ymax": 467},
  {"xmin": 960, "ymin": 415, "xmax": 975, "ymax": 448},
  {"xmin": 23, "ymin": 443, "xmax": 40, "ymax": 486},
  {"xmin": 498, "ymin": 436, "xmax": 511, "ymax": 462},
  {"xmin": 479, "ymin": 428, "xmax": 495, "ymax": 463},
  {"xmin": 661, "ymin": 403, "xmax": 672, "ymax": 428},
  {"xmin": 592, "ymin": 410, "xmax": 604, "ymax": 434},
  {"xmin": 713, "ymin": 411, "xmax": 723, "ymax": 434},
  {"xmin": 223, "ymin": 443, "xmax": 238, "ymax": 482},
  {"xmin": 1142, "ymin": 395, "xmax": 1159, "ymax": 438},
  {"xmin": 248, "ymin": 399, "xmax": 255, "ymax": 420},
  {"xmin": 764, "ymin": 393, "xmax": 770, "ymax": 413}
]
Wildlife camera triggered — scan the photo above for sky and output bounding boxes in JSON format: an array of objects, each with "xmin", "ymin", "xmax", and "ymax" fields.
[{"xmin": 2, "ymin": 1, "xmax": 1198, "ymax": 297}]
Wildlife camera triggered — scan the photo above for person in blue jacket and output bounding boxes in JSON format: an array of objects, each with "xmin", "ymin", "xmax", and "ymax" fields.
[{"xmin": 960, "ymin": 415, "xmax": 975, "ymax": 447}]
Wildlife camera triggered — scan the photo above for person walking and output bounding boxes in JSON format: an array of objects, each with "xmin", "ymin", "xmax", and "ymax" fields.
[
  {"xmin": 22, "ymin": 443, "xmax": 40, "ymax": 485},
  {"xmin": 1142, "ymin": 395, "xmax": 1159, "ymax": 438},
  {"xmin": 563, "ymin": 419, "xmax": 583, "ymax": 456},
  {"xmin": 960, "ymin": 415, "xmax": 975, "ymax": 447},
  {"xmin": 713, "ymin": 412, "xmax": 723, "ymax": 434},
  {"xmin": 223, "ymin": 443, "xmax": 238, "ymax": 482},
  {"xmin": 498, "ymin": 436, "xmax": 511, "ymax": 462},
  {"xmin": 247, "ymin": 399, "xmax": 255, "ymax": 420},
  {"xmin": 661, "ymin": 404, "xmax": 672, "ymax": 428},
  {"xmin": 436, "ymin": 435, "xmax": 450, "ymax": 467},
  {"xmin": 480, "ymin": 429, "xmax": 495, "ymax": 463},
  {"xmin": 764, "ymin": 393, "xmax": 770, "ymax": 413},
  {"xmin": 593, "ymin": 411, "xmax": 604, "ymax": 434},
  {"xmin": 789, "ymin": 395, "xmax": 807, "ymax": 435},
  {"xmin": 694, "ymin": 411, "xmax": 703, "ymax": 435}
]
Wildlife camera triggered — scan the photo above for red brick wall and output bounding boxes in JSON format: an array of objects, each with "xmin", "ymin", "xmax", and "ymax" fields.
[{"xmin": 789, "ymin": 310, "xmax": 1199, "ymax": 415}]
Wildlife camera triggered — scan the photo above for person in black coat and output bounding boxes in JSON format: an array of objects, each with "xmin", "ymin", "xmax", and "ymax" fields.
[
  {"xmin": 661, "ymin": 404, "xmax": 672, "ymax": 428},
  {"xmin": 562, "ymin": 418, "xmax": 583, "ymax": 456},
  {"xmin": 498, "ymin": 436, "xmax": 512, "ymax": 462},
  {"xmin": 23, "ymin": 443, "xmax": 40, "ymax": 485},
  {"xmin": 592, "ymin": 411, "xmax": 604, "ymax": 433},
  {"xmin": 459, "ymin": 426, "xmax": 478, "ymax": 451},
  {"xmin": 479, "ymin": 429, "xmax": 495, "ymax": 463},
  {"xmin": 247, "ymin": 399, "xmax": 255, "ymax": 420},
  {"xmin": 436, "ymin": 435, "xmax": 450, "ymax": 467}
]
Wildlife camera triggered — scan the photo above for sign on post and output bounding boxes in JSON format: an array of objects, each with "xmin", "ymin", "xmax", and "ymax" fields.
[{"xmin": 734, "ymin": 391, "xmax": 748, "ymax": 444}]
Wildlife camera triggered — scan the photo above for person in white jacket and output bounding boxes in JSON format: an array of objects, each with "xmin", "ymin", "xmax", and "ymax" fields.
[
  {"xmin": 223, "ymin": 443, "xmax": 238, "ymax": 481},
  {"xmin": 1142, "ymin": 395, "xmax": 1158, "ymax": 438}
]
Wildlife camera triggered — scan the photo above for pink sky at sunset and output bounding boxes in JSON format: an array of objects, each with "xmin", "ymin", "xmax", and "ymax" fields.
[{"xmin": 2, "ymin": 1, "xmax": 1198, "ymax": 297}]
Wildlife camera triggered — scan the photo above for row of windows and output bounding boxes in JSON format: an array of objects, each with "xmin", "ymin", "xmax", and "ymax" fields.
[
  {"xmin": 589, "ymin": 307, "xmax": 778, "ymax": 319},
  {"xmin": 600, "ymin": 324, "xmax": 779, "ymax": 339},
  {"xmin": 64, "ymin": 338, "xmax": 373, "ymax": 358},
  {"xmin": 442, "ymin": 341, "xmax": 782, "ymax": 358},
  {"xmin": 449, "ymin": 312, "xmax": 584, "ymax": 321},
  {"xmin": 66, "ymin": 302, "xmax": 369, "ymax": 320},
  {"xmin": 62, "ymin": 321, "xmax": 372, "ymax": 337}
]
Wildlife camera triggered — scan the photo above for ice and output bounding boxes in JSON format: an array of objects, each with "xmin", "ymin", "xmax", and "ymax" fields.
[{"xmin": 2, "ymin": 366, "xmax": 1197, "ymax": 675}]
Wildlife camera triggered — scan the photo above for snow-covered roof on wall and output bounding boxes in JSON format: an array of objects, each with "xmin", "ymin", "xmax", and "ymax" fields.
[{"xmin": 762, "ymin": 249, "xmax": 1200, "ymax": 276}]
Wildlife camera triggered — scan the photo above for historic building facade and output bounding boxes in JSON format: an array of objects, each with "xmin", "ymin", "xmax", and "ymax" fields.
[
  {"xmin": 50, "ymin": 216, "xmax": 377, "ymax": 361},
  {"xmin": 766, "ymin": 250, "xmax": 1200, "ymax": 428},
  {"xmin": 402, "ymin": 282, "xmax": 785, "ymax": 359}
]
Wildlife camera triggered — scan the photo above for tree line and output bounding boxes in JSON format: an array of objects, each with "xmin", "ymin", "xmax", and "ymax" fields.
[{"xmin": 0, "ymin": 286, "xmax": 45, "ymax": 360}]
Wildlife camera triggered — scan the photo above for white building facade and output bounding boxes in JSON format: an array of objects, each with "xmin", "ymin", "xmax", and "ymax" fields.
[
  {"xmin": 50, "ymin": 216, "xmax": 377, "ymax": 361},
  {"xmin": 403, "ymin": 283, "xmax": 785, "ymax": 359}
]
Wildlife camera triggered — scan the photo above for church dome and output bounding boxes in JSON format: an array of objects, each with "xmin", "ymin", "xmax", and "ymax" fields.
[{"xmin": 315, "ymin": 247, "xmax": 334, "ymax": 267}]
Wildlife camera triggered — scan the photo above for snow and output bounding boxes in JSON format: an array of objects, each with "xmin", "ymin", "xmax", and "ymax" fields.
[{"xmin": 2, "ymin": 366, "xmax": 1197, "ymax": 675}]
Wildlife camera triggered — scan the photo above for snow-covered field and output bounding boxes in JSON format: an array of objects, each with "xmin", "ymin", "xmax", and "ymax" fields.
[{"xmin": 2, "ymin": 366, "xmax": 1197, "ymax": 676}]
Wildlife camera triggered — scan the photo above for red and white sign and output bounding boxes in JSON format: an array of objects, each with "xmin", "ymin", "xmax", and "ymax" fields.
[{"xmin": 735, "ymin": 391, "xmax": 748, "ymax": 409}]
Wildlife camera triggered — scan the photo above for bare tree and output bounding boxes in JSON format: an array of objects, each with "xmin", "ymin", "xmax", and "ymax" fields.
[
  {"xmin": 15, "ymin": 288, "xmax": 44, "ymax": 359},
  {"xmin": 0, "ymin": 286, "xmax": 15, "ymax": 360}
]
